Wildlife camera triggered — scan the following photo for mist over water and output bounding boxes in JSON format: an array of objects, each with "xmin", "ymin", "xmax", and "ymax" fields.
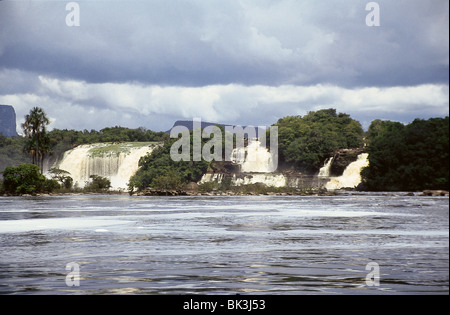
[{"xmin": 0, "ymin": 194, "xmax": 448, "ymax": 295}]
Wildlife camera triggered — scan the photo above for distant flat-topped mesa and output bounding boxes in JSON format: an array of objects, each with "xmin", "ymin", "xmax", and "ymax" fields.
[
  {"xmin": 0, "ymin": 105, "xmax": 18, "ymax": 137},
  {"xmin": 168, "ymin": 120, "xmax": 264, "ymax": 137}
]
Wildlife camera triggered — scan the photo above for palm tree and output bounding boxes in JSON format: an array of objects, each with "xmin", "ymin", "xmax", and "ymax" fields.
[{"xmin": 22, "ymin": 107, "xmax": 50, "ymax": 172}]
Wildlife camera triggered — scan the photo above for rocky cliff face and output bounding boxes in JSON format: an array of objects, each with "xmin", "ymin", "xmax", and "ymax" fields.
[
  {"xmin": 0, "ymin": 105, "xmax": 18, "ymax": 137},
  {"xmin": 330, "ymin": 148, "xmax": 365, "ymax": 176}
]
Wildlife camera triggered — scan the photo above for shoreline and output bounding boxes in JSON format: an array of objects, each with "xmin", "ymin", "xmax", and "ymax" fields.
[
  {"xmin": 133, "ymin": 188, "xmax": 449, "ymax": 197},
  {"xmin": 2, "ymin": 189, "xmax": 447, "ymax": 198}
]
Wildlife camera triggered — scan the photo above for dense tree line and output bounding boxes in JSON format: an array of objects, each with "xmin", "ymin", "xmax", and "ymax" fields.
[
  {"xmin": 128, "ymin": 133, "xmax": 213, "ymax": 193},
  {"xmin": 1, "ymin": 108, "xmax": 170, "ymax": 194},
  {"xmin": 361, "ymin": 117, "xmax": 449, "ymax": 191},
  {"xmin": 0, "ymin": 163, "xmax": 112, "ymax": 195},
  {"xmin": 128, "ymin": 109, "xmax": 365, "ymax": 192},
  {"xmin": 47, "ymin": 126, "xmax": 169, "ymax": 159},
  {"xmin": 273, "ymin": 109, "xmax": 365, "ymax": 172},
  {"xmin": 0, "ymin": 124, "xmax": 169, "ymax": 174},
  {"xmin": 0, "ymin": 135, "xmax": 29, "ymax": 174},
  {"xmin": 1, "ymin": 164, "xmax": 59, "ymax": 195},
  {"xmin": 1, "ymin": 107, "xmax": 449, "ymax": 194}
]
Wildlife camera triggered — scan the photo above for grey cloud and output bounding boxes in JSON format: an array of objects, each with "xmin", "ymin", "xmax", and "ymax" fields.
[
  {"xmin": 0, "ymin": 0, "xmax": 448, "ymax": 88},
  {"xmin": 0, "ymin": 0, "xmax": 448, "ymax": 134}
]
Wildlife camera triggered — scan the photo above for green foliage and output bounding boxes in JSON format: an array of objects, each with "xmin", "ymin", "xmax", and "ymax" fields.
[
  {"xmin": 129, "ymin": 132, "xmax": 213, "ymax": 192},
  {"xmin": 43, "ymin": 178, "xmax": 61, "ymax": 192},
  {"xmin": 47, "ymin": 126, "xmax": 169, "ymax": 158},
  {"xmin": 48, "ymin": 167, "xmax": 73, "ymax": 189},
  {"xmin": 362, "ymin": 117, "xmax": 449, "ymax": 191},
  {"xmin": 0, "ymin": 135, "xmax": 30, "ymax": 174},
  {"xmin": 152, "ymin": 170, "xmax": 185, "ymax": 190},
  {"xmin": 22, "ymin": 107, "xmax": 51, "ymax": 170},
  {"xmin": 197, "ymin": 181, "xmax": 219, "ymax": 193},
  {"xmin": 84, "ymin": 175, "xmax": 111, "ymax": 192},
  {"xmin": 274, "ymin": 109, "xmax": 364, "ymax": 172},
  {"xmin": 1, "ymin": 164, "xmax": 59, "ymax": 195}
]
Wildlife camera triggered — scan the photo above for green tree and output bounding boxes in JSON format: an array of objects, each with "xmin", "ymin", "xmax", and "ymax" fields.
[
  {"xmin": 84, "ymin": 175, "xmax": 111, "ymax": 192},
  {"xmin": 22, "ymin": 107, "xmax": 51, "ymax": 171},
  {"xmin": 362, "ymin": 117, "xmax": 449, "ymax": 191},
  {"xmin": 274, "ymin": 109, "xmax": 364, "ymax": 172},
  {"xmin": 128, "ymin": 130, "xmax": 213, "ymax": 193},
  {"xmin": 152, "ymin": 170, "xmax": 185, "ymax": 190},
  {"xmin": 0, "ymin": 135, "xmax": 29, "ymax": 173},
  {"xmin": 48, "ymin": 167, "xmax": 73, "ymax": 189},
  {"xmin": 1, "ymin": 164, "xmax": 58, "ymax": 195}
]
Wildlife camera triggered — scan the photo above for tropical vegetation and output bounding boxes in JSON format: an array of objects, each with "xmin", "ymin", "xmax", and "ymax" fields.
[
  {"xmin": 21, "ymin": 107, "xmax": 51, "ymax": 172},
  {"xmin": 1, "ymin": 106, "xmax": 448, "ymax": 194},
  {"xmin": 361, "ymin": 117, "xmax": 449, "ymax": 191},
  {"xmin": 273, "ymin": 108, "xmax": 365, "ymax": 172},
  {"xmin": 128, "ymin": 135, "xmax": 212, "ymax": 193},
  {"xmin": 1, "ymin": 164, "xmax": 59, "ymax": 195}
]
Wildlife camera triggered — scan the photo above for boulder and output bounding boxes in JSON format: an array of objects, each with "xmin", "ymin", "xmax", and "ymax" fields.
[{"xmin": 330, "ymin": 148, "xmax": 365, "ymax": 176}]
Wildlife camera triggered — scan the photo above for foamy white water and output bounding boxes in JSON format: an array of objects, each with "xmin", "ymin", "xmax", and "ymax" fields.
[
  {"xmin": 325, "ymin": 153, "xmax": 369, "ymax": 190},
  {"xmin": 231, "ymin": 139, "xmax": 276, "ymax": 173},
  {"xmin": 318, "ymin": 157, "xmax": 334, "ymax": 177},
  {"xmin": 199, "ymin": 173, "xmax": 287, "ymax": 187},
  {"xmin": 0, "ymin": 194, "xmax": 448, "ymax": 295}
]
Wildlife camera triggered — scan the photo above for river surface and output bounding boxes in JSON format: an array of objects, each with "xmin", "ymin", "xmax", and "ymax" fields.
[{"xmin": 0, "ymin": 193, "xmax": 448, "ymax": 295}]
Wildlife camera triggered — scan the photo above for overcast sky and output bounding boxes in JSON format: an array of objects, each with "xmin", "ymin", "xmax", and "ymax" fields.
[{"xmin": 0, "ymin": 0, "xmax": 448, "ymax": 132}]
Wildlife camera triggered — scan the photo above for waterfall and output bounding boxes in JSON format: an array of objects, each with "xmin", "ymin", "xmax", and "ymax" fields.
[
  {"xmin": 232, "ymin": 174, "xmax": 286, "ymax": 187},
  {"xmin": 325, "ymin": 153, "xmax": 369, "ymax": 190},
  {"xmin": 53, "ymin": 142, "xmax": 158, "ymax": 190},
  {"xmin": 198, "ymin": 173, "xmax": 287, "ymax": 188},
  {"xmin": 231, "ymin": 138, "xmax": 276, "ymax": 173},
  {"xmin": 198, "ymin": 173, "xmax": 224, "ymax": 185},
  {"xmin": 318, "ymin": 157, "xmax": 334, "ymax": 177}
]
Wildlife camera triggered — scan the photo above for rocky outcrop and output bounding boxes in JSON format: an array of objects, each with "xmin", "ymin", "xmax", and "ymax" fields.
[
  {"xmin": 136, "ymin": 188, "xmax": 188, "ymax": 196},
  {"xmin": 210, "ymin": 161, "xmax": 240, "ymax": 174},
  {"xmin": 0, "ymin": 105, "xmax": 18, "ymax": 137},
  {"xmin": 330, "ymin": 148, "xmax": 365, "ymax": 176},
  {"xmin": 421, "ymin": 190, "xmax": 449, "ymax": 196}
]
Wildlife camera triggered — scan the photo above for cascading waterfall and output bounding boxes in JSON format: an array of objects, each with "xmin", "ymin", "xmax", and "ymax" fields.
[
  {"xmin": 200, "ymin": 137, "xmax": 369, "ymax": 190},
  {"xmin": 318, "ymin": 157, "xmax": 334, "ymax": 177},
  {"xmin": 223, "ymin": 138, "xmax": 282, "ymax": 186},
  {"xmin": 53, "ymin": 142, "xmax": 158, "ymax": 190},
  {"xmin": 198, "ymin": 173, "xmax": 286, "ymax": 188},
  {"xmin": 325, "ymin": 153, "xmax": 369, "ymax": 190},
  {"xmin": 231, "ymin": 139, "xmax": 275, "ymax": 173},
  {"xmin": 232, "ymin": 174, "xmax": 287, "ymax": 187}
]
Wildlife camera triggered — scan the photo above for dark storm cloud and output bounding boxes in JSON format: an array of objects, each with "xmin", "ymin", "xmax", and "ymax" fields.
[
  {"xmin": 1, "ymin": 0, "xmax": 447, "ymax": 87},
  {"xmin": 0, "ymin": 0, "xmax": 448, "ymax": 132}
]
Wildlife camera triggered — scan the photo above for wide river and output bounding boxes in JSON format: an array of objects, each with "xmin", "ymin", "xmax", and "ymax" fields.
[{"xmin": 0, "ymin": 193, "xmax": 448, "ymax": 295}]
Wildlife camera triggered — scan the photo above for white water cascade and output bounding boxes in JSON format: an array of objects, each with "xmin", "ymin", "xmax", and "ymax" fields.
[
  {"xmin": 53, "ymin": 142, "xmax": 159, "ymax": 190},
  {"xmin": 198, "ymin": 173, "xmax": 286, "ymax": 188},
  {"xmin": 211, "ymin": 138, "xmax": 281, "ymax": 187},
  {"xmin": 231, "ymin": 139, "xmax": 276, "ymax": 173},
  {"xmin": 325, "ymin": 153, "xmax": 369, "ymax": 190},
  {"xmin": 318, "ymin": 157, "xmax": 334, "ymax": 177}
]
